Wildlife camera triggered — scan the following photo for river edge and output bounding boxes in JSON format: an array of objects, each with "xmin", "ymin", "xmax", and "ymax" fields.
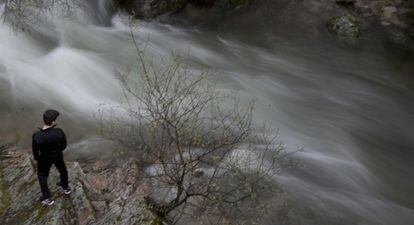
[
  {"xmin": 0, "ymin": 145, "xmax": 152, "ymax": 225},
  {"xmin": 118, "ymin": 0, "xmax": 414, "ymax": 51}
]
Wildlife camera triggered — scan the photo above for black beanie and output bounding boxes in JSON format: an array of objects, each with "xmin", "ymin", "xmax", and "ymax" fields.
[{"xmin": 43, "ymin": 109, "xmax": 60, "ymax": 125}]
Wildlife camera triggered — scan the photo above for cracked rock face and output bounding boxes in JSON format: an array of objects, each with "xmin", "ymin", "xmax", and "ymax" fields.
[{"xmin": 0, "ymin": 147, "xmax": 151, "ymax": 225}]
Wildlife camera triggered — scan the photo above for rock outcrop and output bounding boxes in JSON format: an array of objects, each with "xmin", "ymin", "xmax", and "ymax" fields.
[
  {"xmin": 115, "ymin": 0, "xmax": 414, "ymax": 49},
  {"xmin": 330, "ymin": 0, "xmax": 414, "ymax": 47},
  {"xmin": 119, "ymin": 0, "xmax": 188, "ymax": 19},
  {"xmin": 328, "ymin": 13, "xmax": 361, "ymax": 40},
  {"xmin": 0, "ymin": 146, "xmax": 152, "ymax": 225}
]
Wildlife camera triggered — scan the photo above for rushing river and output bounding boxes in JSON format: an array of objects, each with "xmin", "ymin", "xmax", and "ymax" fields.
[{"xmin": 0, "ymin": 1, "xmax": 413, "ymax": 224}]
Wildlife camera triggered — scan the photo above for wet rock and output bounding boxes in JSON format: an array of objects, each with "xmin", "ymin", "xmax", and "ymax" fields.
[
  {"xmin": 122, "ymin": 0, "xmax": 188, "ymax": 19},
  {"xmin": 328, "ymin": 13, "xmax": 361, "ymax": 40},
  {"xmin": 0, "ymin": 150, "xmax": 78, "ymax": 225},
  {"xmin": 383, "ymin": 6, "xmax": 397, "ymax": 19},
  {"xmin": 381, "ymin": 20, "xmax": 392, "ymax": 26},
  {"xmin": 0, "ymin": 147, "xmax": 151, "ymax": 225},
  {"xmin": 381, "ymin": 6, "xmax": 406, "ymax": 28}
]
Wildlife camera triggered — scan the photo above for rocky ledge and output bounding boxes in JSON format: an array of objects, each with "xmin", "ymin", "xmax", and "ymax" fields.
[
  {"xmin": 115, "ymin": 0, "xmax": 414, "ymax": 49},
  {"xmin": 328, "ymin": 0, "xmax": 414, "ymax": 46},
  {"xmin": 116, "ymin": 0, "xmax": 247, "ymax": 19},
  {"xmin": 0, "ymin": 146, "xmax": 153, "ymax": 225}
]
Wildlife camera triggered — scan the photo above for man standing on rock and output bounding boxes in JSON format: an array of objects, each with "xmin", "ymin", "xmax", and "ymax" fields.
[{"xmin": 32, "ymin": 109, "xmax": 71, "ymax": 206}]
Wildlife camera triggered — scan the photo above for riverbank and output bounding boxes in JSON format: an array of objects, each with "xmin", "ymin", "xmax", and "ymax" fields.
[
  {"xmin": 0, "ymin": 146, "xmax": 150, "ymax": 225},
  {"xmin": 118, "ymin": 0, "xmax": 414, "ymax": 50},
  {"xmin": 1, "ymin": 1, "xmax": 413, "ymax": 224}
]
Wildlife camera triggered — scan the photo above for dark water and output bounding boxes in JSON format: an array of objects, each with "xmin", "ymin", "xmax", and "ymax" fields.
[{"xmin": 0, "ymin": 1, "xmax": 413, "ymax": 224}]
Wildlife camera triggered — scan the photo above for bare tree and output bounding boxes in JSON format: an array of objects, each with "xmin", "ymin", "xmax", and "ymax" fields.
[
  {"xmin": 1, "ymin": 0, "xmax": 82, "ymax": 30},
  {"xmin": 99, "ymin": 29, "xmax": 294, "ymax": 225}
]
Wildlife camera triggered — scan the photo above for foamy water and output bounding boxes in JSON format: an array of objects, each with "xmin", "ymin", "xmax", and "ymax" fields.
[{"xmin": 0, "ymin": 2, "xmax": 413, "ymax": 224}]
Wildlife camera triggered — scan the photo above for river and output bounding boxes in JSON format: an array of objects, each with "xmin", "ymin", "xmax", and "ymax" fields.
[{"xmin": 0, "ymin": 1, "xmax": 413, "ymax": 224}]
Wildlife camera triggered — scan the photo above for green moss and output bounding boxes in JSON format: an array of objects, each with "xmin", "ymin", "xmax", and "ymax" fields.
[
  {"xmin": 0, "ymin": 145, "xmax": 11, "ymax": 216},
  {"xmin": 150, "ymin": 216, "xmax": 164, "ymax": 225},
  {"xmin": 37, "ymin": 204, "xmax": 50, "ymax": 218},
  {"xmin": 5, "ymin": 203, "xmax": 42, "ymax": 225}
]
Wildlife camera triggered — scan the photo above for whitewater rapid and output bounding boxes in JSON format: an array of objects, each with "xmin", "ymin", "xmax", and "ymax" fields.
[{"xmin": 0, "ymin": 2, "xmax": 413, "ymax": 224}]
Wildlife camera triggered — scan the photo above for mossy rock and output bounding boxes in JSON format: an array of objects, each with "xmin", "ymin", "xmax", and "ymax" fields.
[{"xmin": 328, "ymin": 13, "xmax": 361, "ymax": 40}]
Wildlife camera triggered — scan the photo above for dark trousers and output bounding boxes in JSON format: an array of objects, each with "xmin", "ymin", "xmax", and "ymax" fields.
[{"xmin": 37, "ymin": 155, "xmax": 69, "ymax": 199}]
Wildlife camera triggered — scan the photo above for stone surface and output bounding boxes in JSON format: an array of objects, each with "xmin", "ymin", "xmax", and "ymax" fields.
[
  {"xmin": 229, "ymin": 0, "xmax": 248, "ymax": 7},
  {"xmin": 0, "ymin": 147, "xmax": 152, "ymax": 225},
  {"xmin": 121, "ymin": 0, "xmax": 188, "ymax": 19},
  {"xmin": 117, "ymin": 0, "xmax": 414, "ymax": 49},
  {"xmin": 383, "ymin": 6, "xmax": 397, "ymax": 19},
  {"xmin": 328, "ymin": 13, "xmax": 361, "ymax": 40}
]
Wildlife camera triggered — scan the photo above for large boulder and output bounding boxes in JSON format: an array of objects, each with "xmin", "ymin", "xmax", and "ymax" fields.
[{"xmin": 121, "ymin": 0, "xmax": 188, "ymax": 19}]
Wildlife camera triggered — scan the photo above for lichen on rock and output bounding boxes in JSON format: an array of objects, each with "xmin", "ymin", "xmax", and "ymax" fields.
[
  {"xmin": 0, "ymin": 147, "xmax": 151, "ymax": 225},
  {"xmin": 328, "ymin": 13, "xmax": 361, "ymax": 40}
]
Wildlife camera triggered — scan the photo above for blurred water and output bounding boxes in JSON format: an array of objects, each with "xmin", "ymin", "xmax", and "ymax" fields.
[{"xmin": 0, "ymin": 2, "xmax": 413, "ymax": 224}]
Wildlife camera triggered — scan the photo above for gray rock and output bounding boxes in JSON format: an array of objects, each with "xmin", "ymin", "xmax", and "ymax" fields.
[
  {"xmin": 91, "ymin": 201, "xmax": 106, "ymax": 212},
  {"xmin": 381, "ymin": 20, "xmax": 391, "ymax": 26},
  {"xmin": 122, "ymin": 0, "xmax": 188, "ymax": 19},
  {"xmin": 328, "ymin": 13, "xmax": 361, "ymax": 40},
  {"xmin": 0, "ymin": 148, "xmax": 151, "ymax": 225},
  {"xmin": 382, "ymin": 6, "xmax": 397, "ymax": 20}
]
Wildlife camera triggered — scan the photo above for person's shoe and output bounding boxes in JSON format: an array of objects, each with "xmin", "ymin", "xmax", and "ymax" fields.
[
  {"xmin": 63, "ymin": 188, "xmax": 71, "ymax": 195},
  {"xmin": 56, "ymin": 181, "xmax": 72, "ymax": 195},
  {"xmin": 41, "ymin": 198, "xmax": 55, "ymax": 206}
]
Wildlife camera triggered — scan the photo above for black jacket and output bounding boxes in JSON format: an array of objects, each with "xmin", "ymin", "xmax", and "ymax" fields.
[{"xmin": 32, "ymin": 127, "xmax": 67, "ymax": 160}]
